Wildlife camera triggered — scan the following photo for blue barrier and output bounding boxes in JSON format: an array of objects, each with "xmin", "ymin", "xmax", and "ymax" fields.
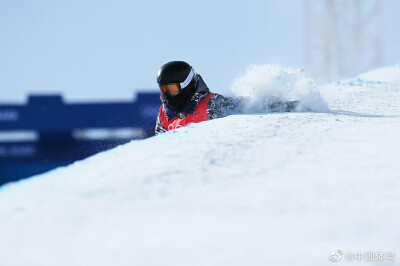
[{"xmin": 0, "ymin": 92, "xmax": 161, "ymax": 185}]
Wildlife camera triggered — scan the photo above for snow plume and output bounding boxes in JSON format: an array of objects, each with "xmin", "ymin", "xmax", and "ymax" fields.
[{"xmin": 231, "ymin": 64, "xmax": 329, "ymax": 112}]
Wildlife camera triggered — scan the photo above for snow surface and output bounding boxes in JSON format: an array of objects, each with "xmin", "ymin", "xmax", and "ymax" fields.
[
  {"xmin": 1, "ymin": 66, "xmax": 400, "ymax": 266},
  {"xmin": 357, "ymin": 64, "xmax": 400, "ymax": 84}
]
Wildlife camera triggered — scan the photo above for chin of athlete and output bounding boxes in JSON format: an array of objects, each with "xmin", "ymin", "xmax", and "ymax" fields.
[{"xmin": 164, "ymin": 87, "xmax": 196, "ymax": 111}]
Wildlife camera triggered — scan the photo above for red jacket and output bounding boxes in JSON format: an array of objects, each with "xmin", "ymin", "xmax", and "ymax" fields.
[{"xmin": 158, "ymin": 93, "xmax": 215, "ymax": 131}]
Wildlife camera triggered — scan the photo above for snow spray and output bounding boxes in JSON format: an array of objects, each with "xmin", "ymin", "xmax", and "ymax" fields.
[{"xmin": 230, "ymin": 64, "xmax": 329, "ymax": 112}]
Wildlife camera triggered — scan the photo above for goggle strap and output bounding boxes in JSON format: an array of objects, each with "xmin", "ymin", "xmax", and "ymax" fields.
[{"xmin": 180, "ymin": 68, "xmax": 195, "ymax": 89}]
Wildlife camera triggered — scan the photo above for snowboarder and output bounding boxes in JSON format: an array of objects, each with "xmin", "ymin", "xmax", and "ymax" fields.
[{"xmin": 155, "ymin": 61, "xmax": 298, "ymax": 134}]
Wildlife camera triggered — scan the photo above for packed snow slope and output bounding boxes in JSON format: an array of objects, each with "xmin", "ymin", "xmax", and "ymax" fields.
[{"xmin": 1, "ymin": 65, "xmax": 400, "ymax": 266}]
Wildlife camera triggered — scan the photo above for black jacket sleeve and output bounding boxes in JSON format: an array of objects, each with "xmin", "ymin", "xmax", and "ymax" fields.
[
  {"xmin": 207, "ymin": 94, "xmax": 246, "ymax": 120},
  {"xmin": 207, "ymin": 94, "xmax": 299, "ymax": 120}
]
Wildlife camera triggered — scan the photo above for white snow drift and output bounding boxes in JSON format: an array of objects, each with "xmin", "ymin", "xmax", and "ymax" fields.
[
  {"xmin": 231, "ymin": 64, "xmax": 329, "ymax": 112},
  {"xmin": 0, "ymin": 65, "xmax": 400, "ymax": 266}
]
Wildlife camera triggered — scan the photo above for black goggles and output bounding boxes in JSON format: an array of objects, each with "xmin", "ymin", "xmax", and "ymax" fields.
[{"xmin": 159, "ymin": 83, "xmax": 182, "ymax": 97}]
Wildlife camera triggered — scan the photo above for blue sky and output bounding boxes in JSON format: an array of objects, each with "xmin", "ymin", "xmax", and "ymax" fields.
[{"xmin": 0, "ymin": 0, "xmax": 399, "ymax": 102}]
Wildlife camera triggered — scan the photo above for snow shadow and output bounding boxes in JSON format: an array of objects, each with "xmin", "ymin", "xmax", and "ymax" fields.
[{"xmin": 330, "ymin": 110, "xmax": 399, "ymax": 118}]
